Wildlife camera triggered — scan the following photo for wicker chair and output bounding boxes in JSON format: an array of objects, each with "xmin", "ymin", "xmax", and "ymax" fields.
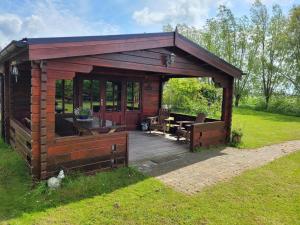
[
  {"xmin": 148, "ymin": 108, "xmax": 170, "ymax": 133},
  {"xmin": 176, "ymin": 113, "xmax": 206, "ymax": 142}
]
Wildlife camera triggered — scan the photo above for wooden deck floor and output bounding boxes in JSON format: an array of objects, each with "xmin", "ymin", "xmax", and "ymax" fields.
[{"xmin": 128, "ymin": 131, "xmax": 189, "ymax": 164}]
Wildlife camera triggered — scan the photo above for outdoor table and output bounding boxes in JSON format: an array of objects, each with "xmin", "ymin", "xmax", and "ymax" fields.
[
  {"xmin": 176, "ymin": 120, "xmax": 194, "ymax": 127},
  {"xmin": 64, "ymin": 117, "xmax": 125, "ymax": 134}
]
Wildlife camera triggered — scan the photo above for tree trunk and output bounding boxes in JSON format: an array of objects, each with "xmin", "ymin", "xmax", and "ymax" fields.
[
  {"xmin": 265, "ymin": 95, "xmax": 270, "ymax": 109},
  {"xmin": 234, "ymin": 94, "xmax": 241, "ymax": 107}
]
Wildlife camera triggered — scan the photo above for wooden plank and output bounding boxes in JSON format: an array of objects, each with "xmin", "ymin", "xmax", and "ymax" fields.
[
  {"xmin": 29, "ymin": 36, "xmax": 174, "ymax": 60},
  {"xmin": 58, "ymin": 55, "xmax": 223, "ymax": 78},
  {"xmin": 175, "ymin": 33, "xmax": 242, "ymax": 78},
  {"xmin": 43, "ymin": 131, "xmax": 128, "ymax": 179}
]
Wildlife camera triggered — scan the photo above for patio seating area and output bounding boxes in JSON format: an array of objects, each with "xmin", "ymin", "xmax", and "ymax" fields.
[{"xmin": 129, "ymin": 130, "xmax": 189, "ymax": 164}]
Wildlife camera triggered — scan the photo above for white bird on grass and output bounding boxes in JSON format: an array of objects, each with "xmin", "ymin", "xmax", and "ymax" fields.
[{"xmin": 47, "ymin": 170, "xmax": 65, "ymax": 189}]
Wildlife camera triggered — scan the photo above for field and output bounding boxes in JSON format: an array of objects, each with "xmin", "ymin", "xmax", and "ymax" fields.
[
  {"xmin": 0, "ymin": 108, "xmax": 299, "ymax": 224},
  {"xmin": 233, "ymin": 108, "xmax": 300, "ymax": 148}
]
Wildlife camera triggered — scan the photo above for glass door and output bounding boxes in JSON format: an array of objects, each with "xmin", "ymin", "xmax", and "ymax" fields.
[
  {"xmin": 81, "ymin": 79, "xmax": 101, "ymax": 117},
  {"xmin": 104, "ymin": 80, "xmax": 123, "ymax": 124}
]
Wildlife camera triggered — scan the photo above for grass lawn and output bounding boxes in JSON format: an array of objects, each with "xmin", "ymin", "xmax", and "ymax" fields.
[
  {"xmin": 0, "ymin": 139, "xmax": 299, "ymax": 224},
  {"xmin": 233, "ymin": 107, "xmax": 300, "ymax": 148}
]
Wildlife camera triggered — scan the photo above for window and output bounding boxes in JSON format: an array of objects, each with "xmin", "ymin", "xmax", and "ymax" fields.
[
  {"xmin": 106, "ymin": 81, "xmax": 121, "ymax": 111},
  {"xmin": 127, "ymin": 81, "xmax": 140, "ymax": 110},
  {"xmin": 82, "ymin": 80, "xmax": 100, "ymax": 112},
  {"xmin": 55, "ymin": 80, "xmax": 73, "ymax": 113}
]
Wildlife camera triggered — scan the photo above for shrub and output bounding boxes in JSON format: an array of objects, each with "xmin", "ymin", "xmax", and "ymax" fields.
[
  {"xmin": 163, "ymin": 78, "xmax": 222, "ymax": 118},
  {"xmin": 240, "ymin": 95, "xmax": 300, "ymax": 117},
  {"xmin": 231, "ymin": 128, "xmax": 243, "ymax": 147},
  {"xmin": 255, "ymin": 96, "xmax": 300, "ymax": 116}
]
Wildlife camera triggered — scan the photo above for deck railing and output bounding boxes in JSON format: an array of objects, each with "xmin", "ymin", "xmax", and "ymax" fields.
[
  {"xmin": 170, "ymin": 112, "xmax": 227, "ymax": 151},
  {"xmin": 190, "ymin": 121, "xmax": 226, "ymax": 151},
  {"xmin": 9, "ymin": 119, "xmax": 32, "ymax": 167},
  {"xmin": 46, "ymin": 131, "xmax": 128, "ymax": 177}
]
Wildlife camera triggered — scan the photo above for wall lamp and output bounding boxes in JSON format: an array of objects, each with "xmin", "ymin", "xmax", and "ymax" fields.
[
  {"xmin": 10, "ymin": 61, "xmax": 19, "ymax": 83},
  {"xmin": 163, "ymin": 52, "xmax": 176, "ymax": 67}
]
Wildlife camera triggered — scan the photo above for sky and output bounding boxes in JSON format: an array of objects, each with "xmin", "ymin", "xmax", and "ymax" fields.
[{"xmin": 0, "ymin": 0, "xmax": 299, "ymax": 48}]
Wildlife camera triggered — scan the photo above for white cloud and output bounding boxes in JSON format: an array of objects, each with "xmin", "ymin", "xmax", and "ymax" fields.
[
  {"xmin": 132, "ymin": 0, "xmax": 296, "ymax": 27},
  {"xmin": 132, "ymin": 0, "xmax": 226, "ymax": 27},
  {"xmin": 246, "ymin": 0, "xmax": 295, "ymax": 6},
  {"xmin": 0, "ymin": 0, "xmax": 119, "ymax": 48},
  {"xmin": 0, "ymin": 14, "xmax": 22, "ymax": 35}
]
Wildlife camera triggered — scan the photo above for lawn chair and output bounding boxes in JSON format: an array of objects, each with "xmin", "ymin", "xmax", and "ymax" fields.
[
  {"xmin": 148, "ymin": 108, "xmax": 170, "ymax": 133},
  {"xmin": 176, "ymin": 113, "xmax": 206, "ymax": 142}
]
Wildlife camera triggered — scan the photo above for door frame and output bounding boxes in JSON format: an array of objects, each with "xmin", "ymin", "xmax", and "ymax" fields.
[{"xmin": 75, "ymin": 74, "xmax": 143, "ymax": 127}]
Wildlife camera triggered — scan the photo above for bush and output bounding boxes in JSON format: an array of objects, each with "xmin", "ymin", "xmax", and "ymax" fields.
[
  {"xmin": 230, "ymin": 128, "xmax": 243, "ymax": 147},
  {"xmin": 163, "ymin": 78, "xmax": 222, "ymax": 118},
  {"xmin": 255, "ymin": 96, "xmax": 300, "ymax": 116},
  {"xmin": 240, "ymin": 95, "xmax": 300, "ymax": 117}
]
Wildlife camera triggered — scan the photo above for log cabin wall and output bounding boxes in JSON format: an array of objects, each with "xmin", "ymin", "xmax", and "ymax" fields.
[
  {"xmin": 40, "ymin": 66, "xmax": 130, "ymax": 179},
  {"xmin": 10, "ymin": 70, "xmax": 31, "ymax": 122},
  {"xmin": 3, "ymin": 62, "xmax": 10, "ymax": 143},
  {"xmin": 8, "ymin": 65, "xmax": 32, "ymax": 172},
  {"xmin": 31, "ymin": 62, "xmax": 42, "ymax": 179},
  {"xmin": 47, "ymin": 132, "xmax": 128, "ymax": 177},
  {"xmin": 190, "ymin": 121, "xmax": 226, "ymax": 150},
  {"xmin": 9, "ymin": 119, "xmax": 31, "ymax": 167},
  {"xmin": 142, "ymin": 76, "xmax": 160, "ymax": 117}
]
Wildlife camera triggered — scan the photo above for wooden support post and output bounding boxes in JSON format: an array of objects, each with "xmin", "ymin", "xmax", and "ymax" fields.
[
  {"xmin": 3, "ymin": 62, "xmax": 10, "ymax": 143},
  {"xmin": 221, "ymin": 77, "xmax": 233, "ymax": 143},
  {"xmin": 40, "ymin": 61, "xmax": 48, "ymax": 179},
  {"xmin": 158, "ymin": 78, "xmax": 163, "ymax": 109},
  {"xmin": 31, "ymin": 61, "xmax": 41, "ymax": 180}
]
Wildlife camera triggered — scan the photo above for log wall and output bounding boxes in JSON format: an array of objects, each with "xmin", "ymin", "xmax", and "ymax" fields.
[
  {"xmin": 190, "ymin": 121, "xmax": 226, "ymax": 150},
  {"xmin": 10, "ymin": 119, "xmax": 31, "ymax": 167},
  {"xmin": 11, "ymin": 70, "xmax": 31, "ymax": 121},
  {"xmin": 46, "ymin": 132, "xmax": 128, "ymax": 177}
]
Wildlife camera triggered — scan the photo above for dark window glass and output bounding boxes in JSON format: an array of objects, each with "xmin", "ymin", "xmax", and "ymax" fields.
[
  {"xmin": 82, "ymin": 80, "xmax": 92, "ymax": 109},
  {"xmin": 106, "ymin": 81, "xmax": 121, "ymax": 111},
  {"xmin": 55, "ymin": 80, "xmax": 73, "ymax": 113},
  {"xmin": 127, "ymin": 82, "xmax": 140, "ymax": 110},
  {"xmin": 91, "ymin": 80, "xmax": 100, "ymax": 112},
  {"xmin": 82, "ymin": 80, "xmax": 100, "ymax": 112},
  {"xmin": 64, "ymin": 80, "xmax": 73, "ymax": 113}
]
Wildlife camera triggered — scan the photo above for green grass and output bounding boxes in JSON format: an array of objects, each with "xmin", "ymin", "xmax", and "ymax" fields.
[
  {"xmin": 233, "ymin": 108, "xmax": 300, "ymax": 148},
  {"xmin": 0, "ymin": 140, "xmax": 300, "ymax": 224},
  {"xmin": 0, "ymin": 108, "xmax": 299, "ymax": 224}
]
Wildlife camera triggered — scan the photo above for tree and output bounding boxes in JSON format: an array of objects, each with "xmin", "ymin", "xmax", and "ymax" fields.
[
  {"xmin": 163, "ymin": 6, "xmax": 255, "ymax": 107},
  {"xmin": 250, "ymin": 1, "xmax": 286, "ymax": 108},
  {"xmin": 163, "ymin": 78, "xmax": 222, "ymax": 118},
  {"xmin": 285, "ymin": 5, "xmax": 300, "ymax": 94}
]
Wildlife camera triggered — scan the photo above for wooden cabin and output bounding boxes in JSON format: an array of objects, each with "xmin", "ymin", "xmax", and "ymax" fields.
[{"xmin": 0, "ymin": 31, "xmax": 242, "ymax": 180}]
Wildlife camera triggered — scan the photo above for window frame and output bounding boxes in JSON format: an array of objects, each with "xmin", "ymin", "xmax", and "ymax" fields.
[
  {"xmin": 105, "ymin": 80, "xmax": 122, "ymax": 112},
  {"xmin": 126, "ymin": 81, "xmax": 141, "ymax": 111},
  {"xmin": 81, "ymin": 79, "xmax": 100, "ymax": 112},
  {"xmin": 55, "ymin": 79, "xmax": 74, "ymax": 114}
]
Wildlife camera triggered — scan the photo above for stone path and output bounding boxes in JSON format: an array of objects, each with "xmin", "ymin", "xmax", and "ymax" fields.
[{"xmin": 135, "ymin": 140, "xmax": 300, "ymax": 194}]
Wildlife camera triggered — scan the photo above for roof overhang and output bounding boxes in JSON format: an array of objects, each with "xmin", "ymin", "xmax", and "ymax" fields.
[
  {"xmin": 0, "ymin": 32, "xmax": 242, "ymax": 78},
  {"xmin": 0, "ymin": 40, "xmax": 28, "ymax": 64}
]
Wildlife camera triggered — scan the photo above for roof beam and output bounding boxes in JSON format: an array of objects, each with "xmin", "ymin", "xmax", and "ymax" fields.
[
  {"xmin": 29, "ymin": 35, "xmax": 174, "ymax": 60},
  {"xmin": 174, "ymin": 32, "xmax": 242, "ymax": 78}
]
